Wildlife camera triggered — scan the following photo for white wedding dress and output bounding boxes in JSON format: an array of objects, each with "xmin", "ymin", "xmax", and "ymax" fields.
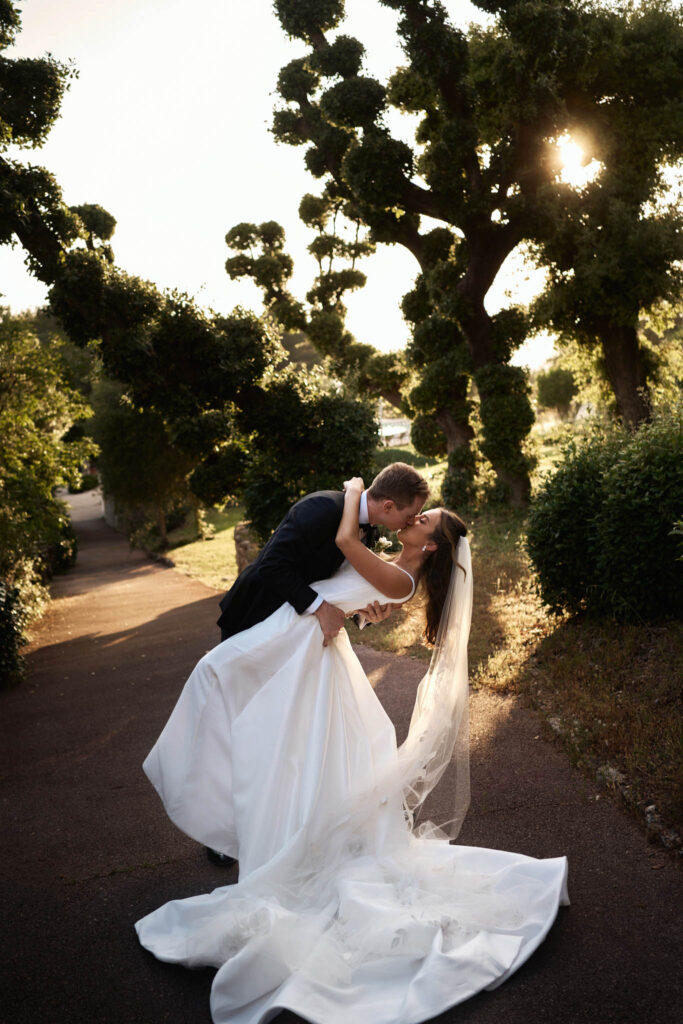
[{"xmin": 136, "ymin": 556, "xmax": 568, "ymax": 1024}]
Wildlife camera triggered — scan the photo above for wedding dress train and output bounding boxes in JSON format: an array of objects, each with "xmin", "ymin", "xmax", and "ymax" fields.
[{"xmin": 136, "ymin": 558, "xmax": 568, "ymax": 1024}]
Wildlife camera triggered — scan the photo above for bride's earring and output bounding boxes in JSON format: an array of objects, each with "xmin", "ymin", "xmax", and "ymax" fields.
[{"xmin": 422, "ymin": 545, "xmax": 428, "ymax": 552}]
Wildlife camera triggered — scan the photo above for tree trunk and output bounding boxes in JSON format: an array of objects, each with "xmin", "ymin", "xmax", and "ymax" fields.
[
  {"xmin": 493, "ymin": 466, "xmax": 531, "ymax": 508},
  {"xmin": 599, "ymin": 322, "xmax": 651, "ymax": 426},
  {"xmin": 378, "ymin": 387, "xmax": 406, "ymax": 413},
  {"xmin": 436, "ymin": 409, "xmax": 475, "ymax": 451}
]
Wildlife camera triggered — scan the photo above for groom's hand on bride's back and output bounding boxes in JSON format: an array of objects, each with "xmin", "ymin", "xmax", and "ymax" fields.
[{"xmin": 314, "ymin": 600, "xmax": 346, "ymax": 646}]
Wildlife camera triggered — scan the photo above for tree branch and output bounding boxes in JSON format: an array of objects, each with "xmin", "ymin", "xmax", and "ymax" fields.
[{"xmin": 399, "ymin": 0, "xmax": 482, "ymax": 196}]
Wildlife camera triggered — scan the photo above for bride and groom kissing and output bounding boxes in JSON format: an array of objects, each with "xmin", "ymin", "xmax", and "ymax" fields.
[
  {"xmin": 136, "ymin": 462, "xmax": 569, "ymax": 1024},
  {"xmin": 216, "ymin": 461, "xmax": 433, "ymax": 647}
]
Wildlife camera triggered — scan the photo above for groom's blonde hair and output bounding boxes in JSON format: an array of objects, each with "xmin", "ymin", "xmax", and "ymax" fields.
[{"xmin": 368, "ymin": 462, "xmax": 429, "ymax": 508}]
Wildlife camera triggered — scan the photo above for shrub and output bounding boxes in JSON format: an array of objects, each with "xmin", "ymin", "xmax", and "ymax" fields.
[
  {"xmin": 0, "ymin": 582, "xmax": 28, "ymax": 689},
  {"xmin": 44, "ymin": 509, "xmax": 78, "ymax": 577},
  {"xmin": 68, "ymin": 470, "xmax": 99, "ymax": 493},
  {"xmin": 371, "ymin": 446, "xmax": 429, "ymax": 471},
  {"xmin": 527, "ymin": 407, "xmax": 683, "ymax": 620}
]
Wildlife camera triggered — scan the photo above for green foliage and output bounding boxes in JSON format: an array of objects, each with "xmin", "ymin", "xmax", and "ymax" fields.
[
  {"xmin": 44, "ymin": 510, "xmax": 78, "ymax": 576},
  {"xmin": 475, "ymin": 363, "xmax": 535, "ymax": 500},
  {"xmin": 90, "ymin": 379, "xmax": 193, "ymax": 538},
  {"xmin": 320, "ymin": 77, "xmax": 386, "ymax": 129},
  {"xmin": 48, "ymin": 248, "xmax": 164, "ymax": 351},
  {"xmin": 270, "ymin": 0, "xmax": 683, "ymax": 502},
  {"xmin": 307, "ymin": 308, "xmax": 345, "ymax": 356},
  {"xmin": 410, "ymin": 414, "xmax": 447, "ymax": 459},
  {"xmin": 69, "ymin": 470, "xmax": 99, "ymax": 493},
  {"xmin": 0, "ymin": 161, "xmax": 82, "ymax": 273},
  {"xmin": 536, "ymin": 366, "xmax": 578, "ymax": 417},
  {"xmin": 533, "ymin": 194, "xmax": 683, "ymax": 346},
  {"xmin": 0, "ymin": 311, "xmax": 94, "ymax": 682},
  {"xmin": 271, "ymin": 107, "xmax": 306, "ymax": 146},
  {"xmin": 0, "ymin": 314, "xmax": 93, "ymax": 579},
  {"xmin": 70, "ymin": 203, "xmax": 116, "ymax": 259},
  {"xmin": 549, "ymin": 336, "xmax": 616, "ymax": 415},
  {"xmin": 0, "ymin": 8, "xmax": 75, "ymax": 150},
  {"xmin": 299, "ymin": 192, "xmax": 334, "ymax": 230},
  {"xmin": 341, "ymin": 132, "xmax": 414, "ymax": 207},
  {"xmin": 50, "ymin": 246, "xmax": 284, "ymax": 424},
  {"xmin": 0, "ymin": 580, "xmax": 27, "ymax": 688},
  {"xmin": 223, "ymin": 212, "xmax": 399, "ymax": 405},
  {"xmin": 527, "ymin": 406, "xmax": 683, "ymax": 621},
  {"xmin": 408, "ymin": 315, "xmax": 466, "ymax": 367},
  {"xmin": 641, "ymin": 307, "xmax": 683, "ymax": 409},
  {"xmin": 241, "ymin": 367, "xmax": 378, "ymax": 540},
  {"xmin": 310, "ymin": 34, "xmax": 364, "ymax": 78},
  {"xmin": 188, "ymin": 442, "xmax": 249, "ymax": 507},
  {"xmin": 0, "ymin": 3, "xmax": 81, "ymax": 287},
  {"xmin": 526, "ymin": 0, "xmax": 683, "ymax": 421},
  {"xmin": 277, "ymin": 58, "xmax": 319, "ymax": 103},
  {"xmin": 274, "ymin": 0, "xmax": 345, "ymax": 40},
  {"xmin": 441, "ymin": 445, "xmax": 477, "ymax": 510}
]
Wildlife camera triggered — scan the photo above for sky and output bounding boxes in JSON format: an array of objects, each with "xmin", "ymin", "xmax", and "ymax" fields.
[{"xmin": 0, "ymin": 0, "xmax": 555, "ymax": 368}]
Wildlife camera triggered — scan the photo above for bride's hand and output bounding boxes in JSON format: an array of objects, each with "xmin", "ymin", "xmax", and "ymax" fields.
[
  {"xmin": 343, "ymin": 476, "xmax": 364, "ymax": 493},
  {"xmin": 358, "ymin": 601, "xmax": 392, "ymax": 624}
]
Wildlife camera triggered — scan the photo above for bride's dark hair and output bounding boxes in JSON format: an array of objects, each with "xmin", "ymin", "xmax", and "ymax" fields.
[{"xmin": 420, "ymin": 509, "xmax": 468, "ymax": 645}]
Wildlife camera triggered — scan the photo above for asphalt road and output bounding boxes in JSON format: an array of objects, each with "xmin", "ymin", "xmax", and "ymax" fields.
[{"xmin": 1, "ymin": 490, "xmax": 680, "ymax": 1024}]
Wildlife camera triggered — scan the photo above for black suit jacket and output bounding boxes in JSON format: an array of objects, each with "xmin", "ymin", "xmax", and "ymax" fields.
[{"xmin": 217, "ymin": 490, "xmax": 347, "ymax": 640}]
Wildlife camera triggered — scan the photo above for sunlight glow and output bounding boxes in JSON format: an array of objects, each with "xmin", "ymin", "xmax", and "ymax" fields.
[{"xmin": 556, "ymin": 134, "xmax": 601, "ymax": 188}]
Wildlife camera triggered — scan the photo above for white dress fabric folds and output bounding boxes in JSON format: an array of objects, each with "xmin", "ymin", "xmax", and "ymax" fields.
[{"xmin": 136, "ymin": 559, "xmax": 569, "ymax": 1024}]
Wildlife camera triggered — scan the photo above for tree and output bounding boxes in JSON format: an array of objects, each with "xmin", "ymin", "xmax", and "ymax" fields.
[
  {"xmin": 270, "ymin": 0, "xmax": 683, "ymax": 504},
  {"xmin": 90, "ymin": 379, "xmax": 193, "ymax": 547},
  {"xmin": 530, "ymin": 2, "xmax": 683, "ymax": 425},
  {"xmin": 0, "ymin": 0, "xmax": 82, "ymax": 278},
  {"xmin": 0, "ymin": 2, "xmax": 379, "ymax": 537},
  {"xmin": 536, "ymin": 365, "xmax": 578, "ymax": 419},
  {"xmin": 225, "ymin": 212, "xmax": 409, "ymax": 410}
]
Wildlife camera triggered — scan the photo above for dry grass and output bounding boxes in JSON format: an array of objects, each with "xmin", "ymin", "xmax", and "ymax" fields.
[
  {"xmin": 520, "ymin": 619, "xmax": 682, "ymax": 836},
  {"xmin": 352, "ymin": 505, "xmax": 682, "ymax": 846}
]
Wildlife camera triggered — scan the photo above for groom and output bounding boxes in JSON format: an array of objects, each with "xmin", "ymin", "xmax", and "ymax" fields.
[{"xmin": 217, "ymin": 462, "xmax": 429, "ymax": 647}]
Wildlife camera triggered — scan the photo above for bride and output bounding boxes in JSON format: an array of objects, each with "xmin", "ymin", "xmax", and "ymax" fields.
[{"xmin": 136, "ymin": 479, "xmax": 569, "ymax": 1024}]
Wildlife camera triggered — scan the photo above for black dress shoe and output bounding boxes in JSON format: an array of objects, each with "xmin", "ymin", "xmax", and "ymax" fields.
[{"xmin": 205, "ymin": 846, "xmax": 238, "ymax": 867}]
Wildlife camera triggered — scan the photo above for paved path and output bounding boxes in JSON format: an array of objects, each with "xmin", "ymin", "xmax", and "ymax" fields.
[{"xmin": 1, "ymin": 491, "xmax": 680, "ymax": 1024}]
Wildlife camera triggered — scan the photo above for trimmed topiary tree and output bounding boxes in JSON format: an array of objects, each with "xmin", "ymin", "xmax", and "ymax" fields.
[{"xmin": 527, "ymin": 406, "xmax": 683, "ymax": 621}]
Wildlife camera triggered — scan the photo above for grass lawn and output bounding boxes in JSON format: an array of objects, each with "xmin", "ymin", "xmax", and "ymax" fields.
[
  {"xmin": 162, "ymin": 446, "xmax": 682, "ymax": 849},
  {"xmin": 165, "ymin": 506, "xmax": 243, "ymax": 591}
]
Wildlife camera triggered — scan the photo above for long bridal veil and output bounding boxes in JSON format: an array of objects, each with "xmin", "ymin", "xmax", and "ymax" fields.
[{"xmin": 399, "ymin": 534, "xmax": 472, "ymax": 839}]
